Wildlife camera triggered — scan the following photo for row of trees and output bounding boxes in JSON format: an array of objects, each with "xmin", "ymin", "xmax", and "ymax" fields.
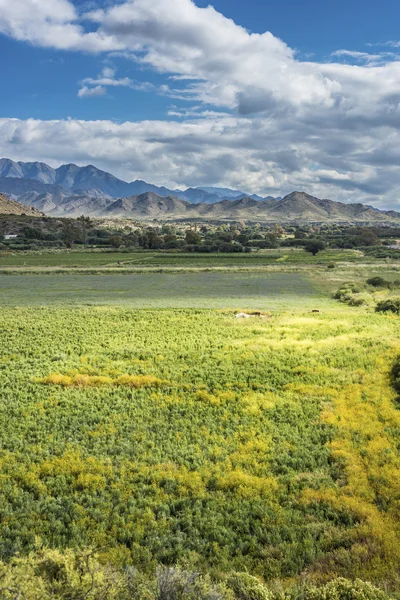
[{"xmin": 1, "ymin": 215, "xmax": 398, "ymax": 255}]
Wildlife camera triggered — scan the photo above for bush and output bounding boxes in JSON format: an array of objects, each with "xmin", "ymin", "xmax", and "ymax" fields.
[
  {"xmin": 227, "ymin": 572, "xmax": 273, "ymax": 600},
  {"xmin": 156, "ymin": 568, "xmax": 224, "ymax": 600},
  {"xmin": 390, "ymin": 357, "xmax": 400, "ymax": 394},
  {"xmin": 375, "ymin": 298, "xmax": 400, "ymax": 314},
  {"xmin": 333, "ymin": 283, "xmax": 363, "ymax": 301},
  {"xmin": 0, "ymin": 548, "xmax": 125, "ymax": 600},
  {"xmin": 367, "ymin": 276, "xmax": 387, "ymax": 288},
  {"xmin": 347, "ymin": 293, "xmax": 370, "ymax": 307},
  {"xmin": 304, "ymin": 240, "xmax": 326, "ymax": 256},
  {"xmin": 333, "ymin": 283, "xmax": 371, "ymax": 307},
  {"xmin": 302, "ymin": 577, "xmax": 391, "ymax": 600}
]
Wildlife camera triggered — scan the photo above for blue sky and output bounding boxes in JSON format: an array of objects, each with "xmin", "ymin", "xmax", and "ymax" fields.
[
  {"xmin": 2, "ymin": 0, "xmax": 399, "ymax": 122},
  {"xmin": 1, "ymin": 0, "xmax": 400, "ymax": 207}
]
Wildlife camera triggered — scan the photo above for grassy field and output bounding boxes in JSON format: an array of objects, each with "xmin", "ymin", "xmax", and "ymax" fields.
[
  {"xmin": 1, "ymin": 250, "xmax": 400, "ymax": 597},
  {"xmin": 1, "ymin": 306, "xmax": 400, "ymax": 591},
  {"xmin": 0, "ymin": 248, "xmax": 364, "ymax": 268},
  {"xmin": 0, "ymin": 272, "xmax": 328, "ymax": 309}
]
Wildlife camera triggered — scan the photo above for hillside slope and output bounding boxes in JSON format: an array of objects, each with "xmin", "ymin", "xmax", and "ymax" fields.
[
  {"xmin": 0, "ymin": 193, "xmax": 43, "ymax": 216},
  {"xmin": 27, "ymin": 190, "xmax": 400, "ymax": 222}
]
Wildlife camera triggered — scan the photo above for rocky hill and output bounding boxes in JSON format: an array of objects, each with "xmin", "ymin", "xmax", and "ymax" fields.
[
  {"xmin": 0, "ymin": 158, "xmax": 256, "ymax": 204},
  {"xmin": 1, "ymin": 159, "xmax": 399, "ymax": 223},
  {"xmin": 94, "ymin": 191, "xmax": 399, "ymax": 222},
  {"xmin": 4, "ymin": 188, "xmax": 395, "ymax": 222},
  {"xmin": 0, "ymin": 193, "xmax": 43, "ymax": 216}
]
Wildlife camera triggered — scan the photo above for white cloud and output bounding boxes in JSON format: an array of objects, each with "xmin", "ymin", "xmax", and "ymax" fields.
[
  {"xmin": 78, "ymin": 66, "xmax": 134, "ymax": 96},
  {"xmin": 2, "ymin": 114, "xmax": 400, "ymax": 209},
  {"xmin": 330, "ymin": 49, "xmax": 398, "ymax": 65},
  {"xmin": 78, "ymin": 84, "xmax": 107, "ymax": 97},
  {"xmin": 2, "ymin": 0, "xmax": 400, "ymax": 206}
]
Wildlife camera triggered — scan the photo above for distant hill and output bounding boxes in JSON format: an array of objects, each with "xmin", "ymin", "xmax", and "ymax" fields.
[
  {"xmin": 0, "ymin": 193, "xmax": 43, "ymax": 216},
  {"xmin": 197, "ymin": 187, "xmax": 265, "ymax": 201},
  {"xmin": 0, "ymin": 158, "xmax": 261, "ymax": 204},
  {"xmin": 1, "ymin": 159, "xmax": 399, "ymax": 223},
  {"xmin": 36, "ymin": 190, "xmax": 400, "ymax": 222}
]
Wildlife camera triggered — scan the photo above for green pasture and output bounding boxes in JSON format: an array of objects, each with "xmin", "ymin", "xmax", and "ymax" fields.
[
  {"xmin": 0, "ymin": 307, "xmax": 399, "ymax": 588},
  {"xmin": 0, "ymin": 272, "xmax": 327, "ymax": 309},
  {"xmin": 0, "ymin": 248, "xmax": 364, "ymax": 268}
]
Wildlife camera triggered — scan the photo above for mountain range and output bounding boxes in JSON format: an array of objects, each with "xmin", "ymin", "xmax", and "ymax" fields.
[
  {"xmin": 0, "ymin": 158, "xmax": 266, "ymax": 205},
  {"xmin": 95, "ymin": 191, "xmax": 400, "ymax": 222},
  {"xmin": 0, "ymin": 158, "xmax": 399, "ymax": 222}
]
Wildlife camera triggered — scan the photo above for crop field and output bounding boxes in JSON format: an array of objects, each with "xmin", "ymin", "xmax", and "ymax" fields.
[
  {"xmin": 0, "ymin": 248, "xmax": 363, "ymax": 268},
  {"xmin": 0, "ymin": 272, "xmax": 326, "ymax": 309},
  {"xmin": 1, "ymin": 249, "xmax": 400, "ymax": 598},
  {"xmin": 1, "ymin": 306, "xmax": 400, "ymax": 591}
]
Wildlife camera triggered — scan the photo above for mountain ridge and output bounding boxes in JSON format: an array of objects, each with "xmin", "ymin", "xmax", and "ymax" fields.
[
  {"xmin": 0, "ymin": 158, "xmax": 259, "ymax": 204},
  {"xmin": 1, "ymin": 159, "xmax": 399, "ymax": 223},
  {"xmin": 12, "ymin": 189, "xmax": 397, "ymax": 222}
]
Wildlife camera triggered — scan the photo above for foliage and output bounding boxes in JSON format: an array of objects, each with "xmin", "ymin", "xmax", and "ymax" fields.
[
  {"xmin": 304, "ymin": 241, "xmax": 326, "ymax": 256},
  {"xmin": 366, "ymin": 277, "xmax": 400, "ymax": 290},
  {"xmin": 333, "ymin": 283, "xmax": 370, "ymax": 306},
  {"xmin": 366, "ymin": 277, "xmax": 387, "ymax": 288},
  {"xmin": 375, "ymin": 298, "xmax": 400, "ymax": 314},
  {"xmin": 1, "ymin": 308, "xmax": 400, "ymax": 591},
  {"xmin": 0, "ymin": 272, "xmax": 323, "ymax": 309},
  {"xmin": 227, "ymin": 572, "xmax": 273, "ymax": 600},
  {"xmin": 0, "ymin": 549, "xmax": 395, "ymax": 600},
  {"xmin": 390, "ymin": 357, "xmax": 400, "ymax": 394},
  {"xmin": 301, "ymin": 578, "xmax": 392, "ymax": 600}
]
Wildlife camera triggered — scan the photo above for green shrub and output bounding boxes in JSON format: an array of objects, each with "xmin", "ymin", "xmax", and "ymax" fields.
[
  {"xmin": 366, "ymin": 277, "xmax": 387, "ymax": 288},
  {"xmin": 333, "ymin": 283, "xmax": 364, "ymax": 300},
  {"xmin": 347, "ymin": 293, "xmax": 369, "ymax": 307},
  {"xmin": 375, "ymin": 298, "xmax": 400, "ymax": 314},
  {"xmin": 333, "ymin": 283, "xmax": 368, "ymax": 306},
  {"xmin": 227, "ymin": 572, "xmax": 273, "ymax": 600},
  {"xmin": 391, "ymin": 357, "xmax": 400, "ymax": 394},
  {"xmin": 301, "ymin": 578, "xmax": 391, "ymax": 600}
]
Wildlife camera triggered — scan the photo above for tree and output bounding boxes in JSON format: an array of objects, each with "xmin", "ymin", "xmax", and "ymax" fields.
[
  {"xmin": 61, "ymin": 221, "xmax": 78, "ymax": 248},
  {"xmin": 77, "ymin": 215, "xmax": 93, "ymax": 247},
  {"xmin": 304, "ymin": 240, "xmax": 326, "ymax": 255},
  {"xmin": 185, "ymin": 230, "xmax": 201, "ymax": 245},
  {"xmin": 109, "ymin": 236, "xmax": 123, "ymax": 249}
]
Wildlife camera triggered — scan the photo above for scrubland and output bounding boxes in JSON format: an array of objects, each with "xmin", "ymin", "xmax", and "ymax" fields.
[{"xmin": 1, "ymin": 303, "xmax": 400, "ymax": 597}]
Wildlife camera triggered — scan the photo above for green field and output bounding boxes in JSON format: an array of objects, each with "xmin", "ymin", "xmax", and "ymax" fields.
[
  {"xmin": 1, "ymin": 250, "xmax": 400, "ymax": 598},
  {"xmin": 0, "ymin": 248, "xmax": 363, "ymax": 268},
  {"xmin": 0, "ymin": 272, "xmax": 327, "ymax": 309},
  {"xmin": 1, "ymin": 307, "xmax": 400, "ymax": 591}
]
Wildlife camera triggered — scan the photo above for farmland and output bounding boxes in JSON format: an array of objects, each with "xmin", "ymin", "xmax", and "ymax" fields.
[
  {"xmin": 0, "ymin": 248, "xmax": 367, "ymax": 268},
  {"xmin": 0, "ymin": 250, "xmax": 400, "ymax": 598},
  {"xmin": 0, "ymin": 272, "xmax": 323, "ymax": 309}
]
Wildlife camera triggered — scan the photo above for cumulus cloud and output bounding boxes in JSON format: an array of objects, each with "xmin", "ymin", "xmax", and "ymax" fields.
[
  {"xmin": 2, "ymin": 114, "xmax": 400, "ymax": 208},
  {"xmin": 78, "ymin": 84, "xmax": 107, "ymax": 97},
  {"xmin": 78, "ymin": 66, "xmax": 134, "ymax": 96},
  {"xmin": 2, "ymin": 0, "xmax": 400, "ymax": 206}
]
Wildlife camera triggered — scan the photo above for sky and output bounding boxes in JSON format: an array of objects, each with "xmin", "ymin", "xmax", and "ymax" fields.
[{"xmin": 1, "ymin": 0, "xmax": 400, "ymax": 207}]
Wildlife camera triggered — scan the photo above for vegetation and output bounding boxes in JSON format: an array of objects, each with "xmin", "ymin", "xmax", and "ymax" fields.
[
  {"xmin": 1, "ymin": 306, "xmax": 400, "ymax": 595},
  {"xmin": 0, "ymin": 272, "xmax": 323, "ymax": 309},
  {"xmin": 375, "ymin": 298, "xmax": 400, "ymax": 314},
  {"xmin": 0, "ymin": 548, "xmax": 394, "ymax": 600},
  {"xmin": 332, "ymin": 282, "xmax": 370, "ymax": 306},
  {"xmin": 1, "ymin": 228, "xmax": 400, "ymax": 597},
  {"xmin": 304, "ymin": 240, "xmax": 326, "ymax": 256},
  {"xmin": 1, "ymin": 213, "xmax": 400, "ymax": 257}
]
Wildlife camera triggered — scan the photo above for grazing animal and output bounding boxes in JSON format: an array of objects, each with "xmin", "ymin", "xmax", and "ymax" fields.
[
  {"xmin": 235, "ymin": 313, "xmax": 251, "ymax": 319},
  {"xmin": 312, "ymin": 310, "xmax": 320, "ymax": 313}
]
